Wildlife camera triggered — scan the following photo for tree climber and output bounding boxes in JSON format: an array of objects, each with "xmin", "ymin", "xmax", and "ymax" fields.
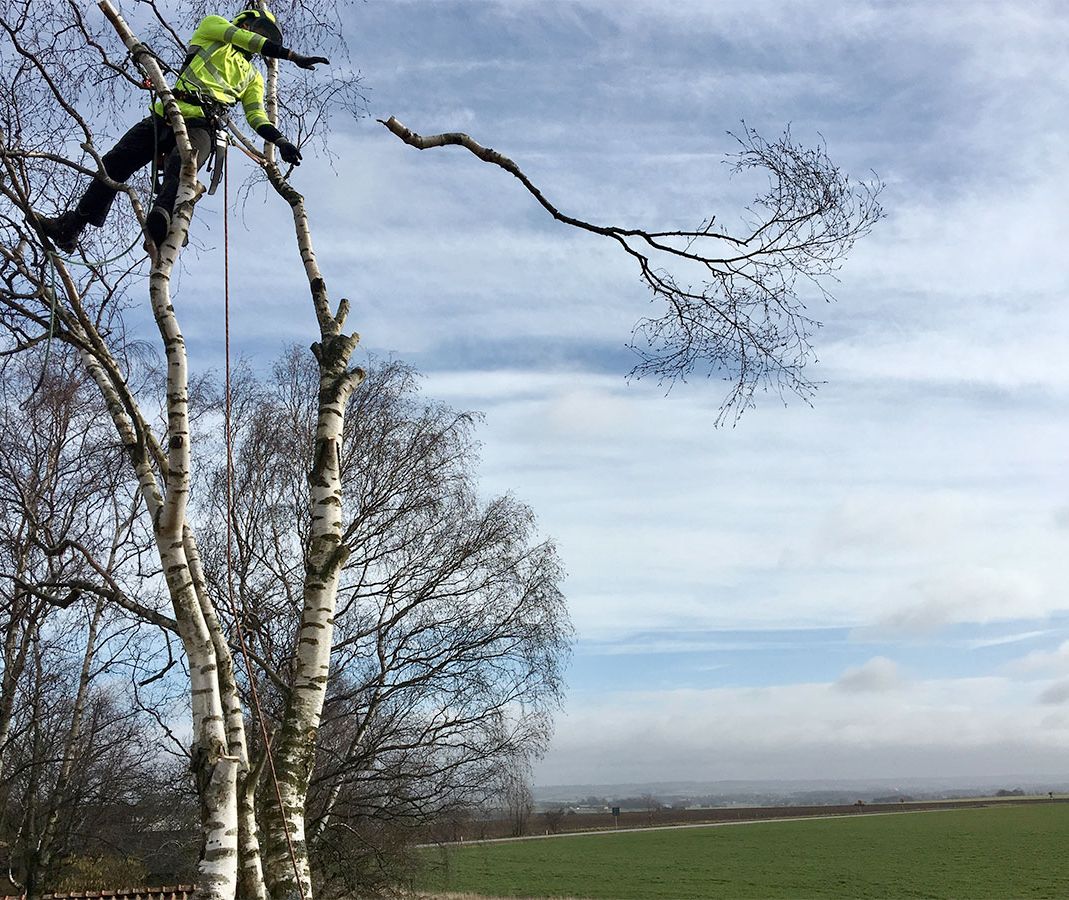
[{"xmin": 37, "ymin": 6, "xmax": 328, "ymax": 253}]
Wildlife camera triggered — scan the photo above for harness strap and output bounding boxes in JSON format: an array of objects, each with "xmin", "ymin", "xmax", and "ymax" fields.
[{"xmin": 207, "ymin": 130, "xmax": 228, "ymax": 196}]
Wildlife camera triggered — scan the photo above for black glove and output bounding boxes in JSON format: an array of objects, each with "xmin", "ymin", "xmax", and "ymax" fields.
[
  {"xmin": 276, "ymin": 139, "xmax": 302, "ymax": 166},
  {"xmin": 289, "ymin": 52, "xmax": 329, "ymax": 70}
]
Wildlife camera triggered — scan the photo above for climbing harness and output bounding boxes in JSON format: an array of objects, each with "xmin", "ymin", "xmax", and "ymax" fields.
[{"xmin": 169, "ymin": 89, "xmax": 229, "ymax": 195}]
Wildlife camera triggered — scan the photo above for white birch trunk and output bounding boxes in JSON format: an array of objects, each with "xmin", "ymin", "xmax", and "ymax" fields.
[
  {"xmin": 258, "ymin": 158, "xmax": 364, "ymax": 900},
  {"xmin": 66, "ymin": 7, "xmax": 248, "ymax": 897},
  {"xmin": 57, "ymin": 252, "xmax": 237, "ymax": 900},
  {"xmin": 185, "ymin": 528, "xmax": 269, "ymax": 900}
]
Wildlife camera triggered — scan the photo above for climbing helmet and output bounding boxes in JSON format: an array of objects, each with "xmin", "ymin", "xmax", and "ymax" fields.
[{"xmin": 233, "ymin": 6, "xmax": 283, "ymax": 44}]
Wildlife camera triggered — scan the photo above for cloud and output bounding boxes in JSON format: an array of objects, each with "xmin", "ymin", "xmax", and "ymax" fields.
[
  {"xmin": 579, "ymin": 629, "xmax": 834, "ymax": 658},
  {"xmin": 535, "ymin": 676, "xmax": 1060, "ymax": 785},
  {"xmin": 803, "ymin": 491, "xmax": 973, "ymax": 565},
  {"xmin": 545, "ymin": 385, "xmax": 638, "ymax": 437},
  {"xmin": 965, "ymin": 631, "xmax": 1051, "ymax": 651},
  {"xmin": 834, "ymin": 657, "xmax": 902, "ymax": 693},
  {"xmin": 868, "ymin": 569, "xmax": 1051, "ymax": 637},
  {"xmin": 1007, "ymin": 641, "xmax": 1069, "ymax": 678},
  {"xmin": 1038, "ymin": 680, "xmax": 1069, "ymax": 706}
]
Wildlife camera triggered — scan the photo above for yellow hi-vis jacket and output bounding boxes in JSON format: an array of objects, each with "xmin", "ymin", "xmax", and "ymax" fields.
[{"xmin": 152, "ymin": 15, "xmax": 272, "ymax": 131}]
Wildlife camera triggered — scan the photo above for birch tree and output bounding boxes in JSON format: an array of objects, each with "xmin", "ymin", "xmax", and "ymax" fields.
[
  {"xmin": 0, "ymin": 1, "xmax": 879, "ymax": 898},
  {"xmin": 1, "ymin": 0, "xmax": 368, "ymax": 895},
  {"xmin": 0, "ymin": 352, "xmax": 168, "ymax": 896},
  {"xmin": 0, "ymin": 342, "xmax": 179, "ymax": 900},
  {"xmin": 0, "ymin": 603, "xmax": 175, "ymax": 898},
  {"xmin": 193, "ymin": 351, "xmax": 569, "ymax": 890},
  {"xmin": 4, "ymin": 5, "xmax": 273, "ymax": 898}
]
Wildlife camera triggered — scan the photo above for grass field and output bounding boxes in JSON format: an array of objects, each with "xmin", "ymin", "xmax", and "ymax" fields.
[{"xmin": 416, "ymin": 803, "xmax": 1069, "ymax": 898}]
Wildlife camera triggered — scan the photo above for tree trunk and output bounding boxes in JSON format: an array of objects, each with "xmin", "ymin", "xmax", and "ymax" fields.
[
  {"xmin": 92, "ymin": 7, "xmax": 245, "ymax": 897},
  {"xmin": 185, "ymin": 529, "xmax": 268, "ymax": 900},
  {"xmin": 259, "ymin": 164, "xmax": 363, "ymax": 900}
]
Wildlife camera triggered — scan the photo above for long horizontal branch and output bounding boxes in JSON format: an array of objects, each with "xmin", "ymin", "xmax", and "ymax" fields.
[
  {"xmin": 378, "ymin": 116, "xmax": 747, "ymax": 257},
  {"xmin": 12, "ymin": 575, "xmax": 177, "ymax": 634}
]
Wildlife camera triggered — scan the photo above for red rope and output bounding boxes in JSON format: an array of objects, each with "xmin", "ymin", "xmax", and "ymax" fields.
[{"xmin": 222, "ymin": 148, "xmax": 308, "ymax": 900}]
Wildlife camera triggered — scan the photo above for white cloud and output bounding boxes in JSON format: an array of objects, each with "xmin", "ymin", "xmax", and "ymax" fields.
[
  {"xmin": 545, "ymin": 386, "xmax": 637, "ymax": 437},
  {"xmin": 1007, "ymin": 641, "xmax": 1069, "ymax": 678},
  {"xmin": 871, "ymin": 569, "xmax": 1050, "ymax": 637},
  {"xmin": 965, "ymin": 631, "xmax": 1052, "ymax": 651},
  {"xmin": 834, "ymin": 657, "xmax": 903, "ymax": 694},
  {"xmin": 411, "ymin": 360, "xmax": 1069, "ymax": 638},
  {"xmin": 536, "ymin": 676, "xmax": 1063, "ymax": 785}
]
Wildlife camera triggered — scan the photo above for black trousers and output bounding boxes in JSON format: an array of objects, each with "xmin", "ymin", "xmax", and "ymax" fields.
[{"xmin": 76, "ymin": 113, "xmax": 213, "ymax": 226}]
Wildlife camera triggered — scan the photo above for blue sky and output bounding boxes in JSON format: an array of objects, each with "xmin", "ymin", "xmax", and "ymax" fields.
[{"xmin": 121, "ymin": 1, "xmax": 1069, "ymax": 786}]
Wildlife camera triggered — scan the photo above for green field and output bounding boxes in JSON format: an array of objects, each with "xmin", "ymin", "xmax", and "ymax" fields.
[{"xmin": 417, "ymin": 803, "xmax": 1069, "ymax": 898}]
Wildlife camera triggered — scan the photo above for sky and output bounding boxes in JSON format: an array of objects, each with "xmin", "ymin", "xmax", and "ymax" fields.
[{"xmin": 135, "ymin": 1, "xmax": 1069, "ymax": 787}]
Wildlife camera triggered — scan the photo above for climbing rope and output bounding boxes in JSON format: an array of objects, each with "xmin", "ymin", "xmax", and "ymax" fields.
[{"xmin": 220, "ymin": 149, "xmax": 308, "ymax": 900}]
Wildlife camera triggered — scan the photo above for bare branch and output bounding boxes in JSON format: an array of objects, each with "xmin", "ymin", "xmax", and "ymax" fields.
[{"xmin": 380, "ymin": 116, "xmax": 883, "ymax": 422}]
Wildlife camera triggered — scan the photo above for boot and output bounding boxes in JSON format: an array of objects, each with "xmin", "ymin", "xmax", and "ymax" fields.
[
  {"xmin": 145, "ymin": 206, "xmax": 170, "ymax": 247},
  {"xmin": 36, "ymin": 210, "xmax": 86, "ymax": 254}
]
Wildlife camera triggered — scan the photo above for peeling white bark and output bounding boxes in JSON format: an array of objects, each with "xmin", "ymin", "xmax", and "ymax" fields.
[
  {"xmin": 185, "ymin": 529, "xmax": 268, "ymax": 900},
  {"xmin": 198, "ymin": 755, "xmax": 240, "ymax": 900},
  {"xmin": 87, "ymin": 6, "xmax": 245, "ymax": 898},
  {"xmin": 258, "ymin": 157, "xmax": 364, "ymax": 900}
]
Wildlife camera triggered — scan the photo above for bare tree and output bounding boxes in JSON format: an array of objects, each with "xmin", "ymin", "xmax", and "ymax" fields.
[
  {"xmin": 0, "ymin": 1, "xmax": 368, "ymax": 894},
  {"xmin": 0, "ymin": 346, "xmax": 178, "ymax": 897},
  {"xmin": 641, "ymin": 792, "xmax": 658, "ymax": 828},
  {"xmin": 0, "ymin": 0, "xmax": 880, "ymax": 897},
  {"xmin": 0, "ymin": 613, "xmax": 186, "ymax": 898},
  {"xmin": 541, "ymin": 806, "xmax": 565, "ymax": 835},
  {"xmin": 498, "ymin": 760, "xmax": 534, "ymax": 839},
  {"xmin": 192, "ymin": 350, "xmax": 569, "ymax": 883}
]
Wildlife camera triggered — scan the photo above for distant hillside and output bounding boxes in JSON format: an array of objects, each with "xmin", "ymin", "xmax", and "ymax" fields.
[{"xmin": 534, "ymin": 775, "xmax": 1069, "ymax": 807}]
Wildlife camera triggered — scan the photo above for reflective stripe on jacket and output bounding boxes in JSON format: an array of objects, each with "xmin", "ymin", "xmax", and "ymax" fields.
[{"xmin": 151, "ymin": 15, "xmax": 271, "ymax": 130}]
